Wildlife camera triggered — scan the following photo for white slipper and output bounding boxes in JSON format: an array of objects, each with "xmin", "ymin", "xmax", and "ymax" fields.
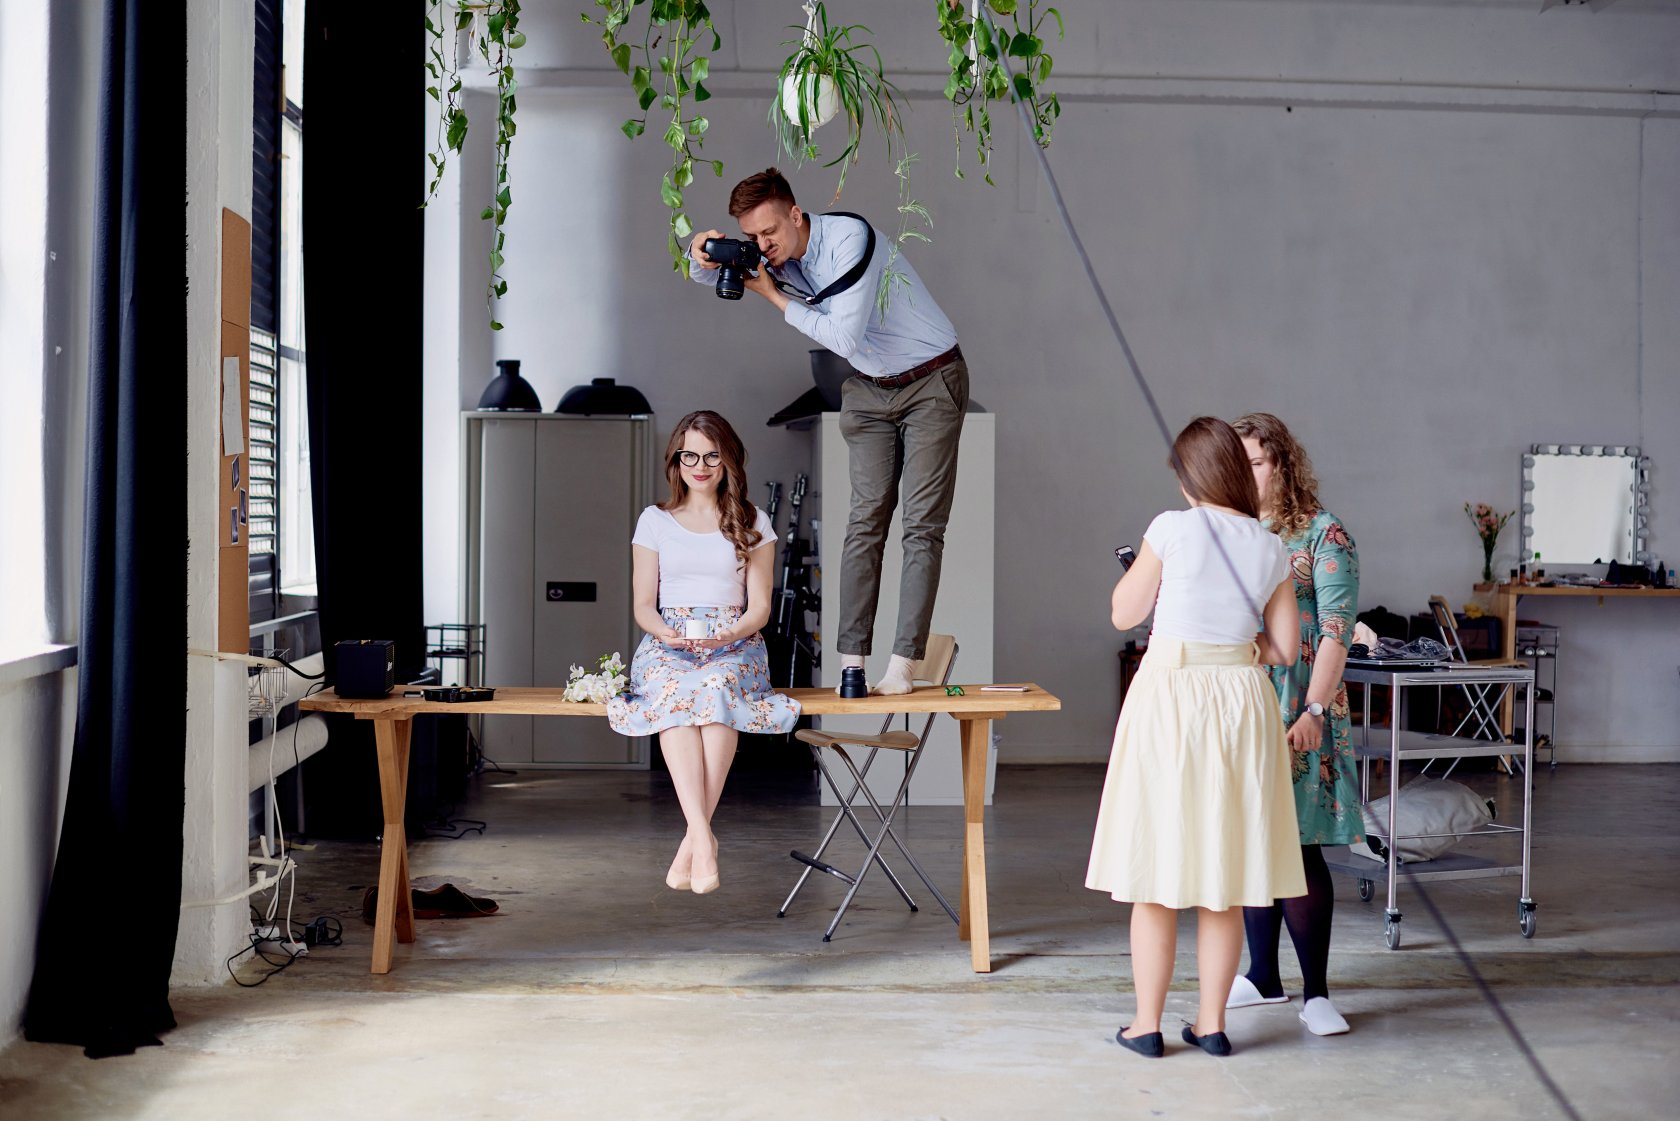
[
  {"xmin": 1299, "ymin": 996, "xmax": 1350, "ymax": 1036},
  {"xmin": 1226, "ymin": 975, "xmax": 1290, "ymax": 1009}
]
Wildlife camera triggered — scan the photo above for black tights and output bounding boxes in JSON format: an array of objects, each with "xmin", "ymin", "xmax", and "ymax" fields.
[{"xmin": 1242, "ymin": 844, "xmax": 1335, "ymax": 1001}]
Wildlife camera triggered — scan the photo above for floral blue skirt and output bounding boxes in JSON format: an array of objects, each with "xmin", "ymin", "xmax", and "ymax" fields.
[{"xmin": 606, "ymin": 606, "xmax": 802, "ymax": 737}]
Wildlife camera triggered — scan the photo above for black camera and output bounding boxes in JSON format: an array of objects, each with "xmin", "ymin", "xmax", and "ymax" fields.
[{"xmin": 702, "ymin": 236, "xmax": 763, "ymax": 301}]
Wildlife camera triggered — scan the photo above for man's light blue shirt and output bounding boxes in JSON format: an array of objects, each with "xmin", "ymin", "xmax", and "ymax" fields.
[{"xmin": 690, "ymin": 213, "xmax": 957, "ymax": 379}]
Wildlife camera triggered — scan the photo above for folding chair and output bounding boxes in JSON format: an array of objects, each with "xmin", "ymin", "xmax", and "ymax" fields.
[
  {"xmin": 1427, "ymin": 595, "xmax": 1529, "ymax": 774},
  {"xmin": 778, "ymin": 635, "xmax": 961, "ymax": 942}
]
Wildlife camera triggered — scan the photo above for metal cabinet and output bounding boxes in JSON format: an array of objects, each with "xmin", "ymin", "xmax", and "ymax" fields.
[{"xmin": 461, "ymin": 411, "xmax": 656, "ymax": 767}]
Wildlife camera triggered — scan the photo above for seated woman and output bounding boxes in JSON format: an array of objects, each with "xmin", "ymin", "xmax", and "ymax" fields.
[{"xmin": 607, "ymin": 410, "xmax": 800, "ymax": 895}]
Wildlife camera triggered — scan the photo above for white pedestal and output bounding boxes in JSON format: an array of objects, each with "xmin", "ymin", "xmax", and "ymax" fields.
[{"xmin": 812, "ymin": 411, "xmax": 996, "ymax": 806}]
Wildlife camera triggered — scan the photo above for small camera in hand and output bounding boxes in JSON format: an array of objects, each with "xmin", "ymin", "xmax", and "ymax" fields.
[{"xmin": 702, "ymin": 236, "xmax": 763, "ymax": 301}]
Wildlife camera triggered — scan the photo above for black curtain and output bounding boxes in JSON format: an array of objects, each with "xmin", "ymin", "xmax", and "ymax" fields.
[
  {"xmin": 300, "ymin": 3, "xmax": 427, "ymax": 835},
  {"xmin": 24, "ymin": 0, "xmax": 187, "ymax": 1057}
]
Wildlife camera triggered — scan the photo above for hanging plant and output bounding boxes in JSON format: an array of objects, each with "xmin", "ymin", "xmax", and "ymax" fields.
[
  {"xmin": 878, "ymin": 153, "xmax": 932, "ymax": 314},
  {"xmin": 586, "ymin": 0, "xmax": 724, "ymax": 273},
  {"xmin": 423, "ymin": 1, "xmax": 525, "ymax": 330},
  {"xmin": 935, "ymin": 0, "xmax": 1063, "ymax": 184},
  {"xmin": 769, "ymin": 2, "xmax": 905, "ymax": 204}
]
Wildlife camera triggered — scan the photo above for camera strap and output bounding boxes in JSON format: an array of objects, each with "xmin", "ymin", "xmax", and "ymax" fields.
[{"xmin": 772, "ymin": 212, "xmax": 876, "ymax": 306}]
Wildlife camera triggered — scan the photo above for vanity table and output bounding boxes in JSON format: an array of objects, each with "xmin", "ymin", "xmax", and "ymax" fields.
[
  {"xmin": 1493, "ymin": 585, "xmax": 1680, "ymax": 738},
  {"xmin": 1496, "ymin": 443, "xmax": 1675, "ymax": 736},
  {"xmin": 1494, "ymin": 584, "xmax": 1680, "ymax": 667}
]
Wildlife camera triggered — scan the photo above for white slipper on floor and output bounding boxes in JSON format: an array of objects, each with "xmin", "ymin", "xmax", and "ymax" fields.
[
  {"xmin": 1226, "ymin": 975, "xmax": 1290, "ymax": 1009},
  {"xmin": 1299, "ymin": 996, "xmax": 1350, "ymax": 1036}
]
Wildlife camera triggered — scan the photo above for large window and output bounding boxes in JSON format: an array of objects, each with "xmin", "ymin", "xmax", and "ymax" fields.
[
  {"xmin": 0, "ymin": 6, "xmax": 52, "ymax": 658},
  {"xmin": 251, "ymin": 0, "xmax": 315, "ymax": 619}
]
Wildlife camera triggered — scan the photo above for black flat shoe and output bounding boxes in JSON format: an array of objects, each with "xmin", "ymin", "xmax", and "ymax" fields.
[
  {"xmin": 1181, "ymin": 1024, "xmax": 1233, "ymax": 1056},
  {"xmin": 1115, "ymin": 1027, "xmax": 1164, "ymax": 1058}
]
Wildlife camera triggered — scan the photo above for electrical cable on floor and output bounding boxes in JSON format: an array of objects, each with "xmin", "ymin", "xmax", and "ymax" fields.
[
  {"xmin": 423, "ymin": 815, "xmax": 488, "ymax": 840},
  {"xmin": 468, "ymin": 725, "xmax": 517, "ymax": 776},
  {"xmin": 981, "ymin": 17, "xmax": 1582, "ymax": 1120}
]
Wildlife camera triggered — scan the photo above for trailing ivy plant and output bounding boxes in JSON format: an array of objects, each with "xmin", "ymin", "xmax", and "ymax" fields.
[
  {"xmin": 878, "ymin": 153, "xmax": 932, "ymax": 315},
  {"xmin": 769, "ymin": 2, "xmax": 904, "ymax": 205},
  {"xmin": 934, "ymin": 0, "xmax": 1063, "ymax": 185},
  {"xmin": 585, "ymin": 0, "xmax": 724, "ymax": 273},
  {"xmin": 423, "ymin": 1, "xmax": 525, "ymax": 330}
]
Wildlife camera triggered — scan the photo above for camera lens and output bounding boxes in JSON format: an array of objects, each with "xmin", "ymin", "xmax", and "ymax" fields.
[{"xmin": 716, "ymin": 267, "xmax": 745, "ymax": 300}]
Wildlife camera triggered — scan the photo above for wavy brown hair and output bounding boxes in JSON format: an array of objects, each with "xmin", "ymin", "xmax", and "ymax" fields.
[
  {"xmin": 1231, "ymin": 412, "xmax": 1321, "ymax": 537},
  {"xmin": 1168, "ymin": 416, "xmax": 1261, "ymax": 518},
  {"xmin": 661, "ymin": 410, "xmax": 762, "ymax": 569}
]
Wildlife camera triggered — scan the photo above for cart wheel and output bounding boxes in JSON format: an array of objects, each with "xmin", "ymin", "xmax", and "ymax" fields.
[
  {"xmin": 1358, "ymin": 878, "xmax": 1374, "ymax": 902},
  {"xmin": 1519, "ymin": 901, "xmax": 1537, "ymax": 939},
  {"xmin": 1384, "ymin": 917, "xmax": 1402, "ymax": 950}
]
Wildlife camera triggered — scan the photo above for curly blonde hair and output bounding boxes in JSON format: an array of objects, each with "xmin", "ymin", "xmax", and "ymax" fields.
[
  {"xmin": 1231, "ymin": 412, "xmax": 1320, "ymax": 538},
  {"xmin": 660, "ymin": 411, "xmax": 762, "ymax": 569}
]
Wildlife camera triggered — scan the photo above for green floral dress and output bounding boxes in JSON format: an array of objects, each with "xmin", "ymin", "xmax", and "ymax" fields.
[{"xmin": 1268, "ymin": 509, "xmax": 1362, "ymax": 846}]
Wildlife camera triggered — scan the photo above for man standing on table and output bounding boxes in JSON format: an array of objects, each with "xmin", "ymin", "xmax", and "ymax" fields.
[{"xmin": 689, "ymin": 168, "xmax": 967, "ymax": 696}]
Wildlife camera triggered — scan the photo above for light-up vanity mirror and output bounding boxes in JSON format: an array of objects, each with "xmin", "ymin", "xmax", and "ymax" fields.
[{"xmin": 1520, "ymin": 445, "xmax": 1651, "ymax": 568}]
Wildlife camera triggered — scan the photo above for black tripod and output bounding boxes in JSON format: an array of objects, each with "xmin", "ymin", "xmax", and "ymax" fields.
[{"xmin": 769, "ymin": 473, "xmax": 820, "ymax": 689}]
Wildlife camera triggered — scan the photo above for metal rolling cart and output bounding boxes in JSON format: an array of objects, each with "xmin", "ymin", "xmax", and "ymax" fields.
[
  {"xmin": 1324, "ymin": 663, "xmax": 1537, "ymax": 949},
  {"xmin": 1516, "ymin": 624, "xmax": 1559, "ymax": 768}
]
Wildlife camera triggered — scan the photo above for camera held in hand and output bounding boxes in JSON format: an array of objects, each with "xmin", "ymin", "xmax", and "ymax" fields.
[{"xmin": 702, "ymin": 236, "xmax": 763, "ymax": 301}]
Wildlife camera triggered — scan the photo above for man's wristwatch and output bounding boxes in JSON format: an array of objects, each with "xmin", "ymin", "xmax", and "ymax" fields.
[{"xmin": 1304, "ymin": 701, "xmax": 1326, "ymax": 718}]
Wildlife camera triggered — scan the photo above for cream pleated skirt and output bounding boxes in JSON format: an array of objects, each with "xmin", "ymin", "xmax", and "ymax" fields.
[{"xmin": 1085, "ymin": 637, "xmax": 1307, "ymax": 910}]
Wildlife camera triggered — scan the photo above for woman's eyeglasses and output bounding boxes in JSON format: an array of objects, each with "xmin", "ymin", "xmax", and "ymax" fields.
[{"xmin": 675, "ymin": 451, "xmax": 722, "ymax": 468}]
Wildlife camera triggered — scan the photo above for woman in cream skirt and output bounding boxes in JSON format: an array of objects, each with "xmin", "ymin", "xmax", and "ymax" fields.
[{"xmin": 1086, "ymin": 417, "xmax": 1306, "ymax": 1058}]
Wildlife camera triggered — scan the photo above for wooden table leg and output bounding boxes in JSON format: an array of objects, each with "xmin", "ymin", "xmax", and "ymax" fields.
[
  {"xmin": 1497, "ymin": 586, "xmax": 1518, "ymax": 736},
  {"xmin": 959, "ymin": 717, "xmax": 992, "ymax": 974},
  {"xmin": 371, "ymin": 717, "xmax": 415, "ymax": 974}
]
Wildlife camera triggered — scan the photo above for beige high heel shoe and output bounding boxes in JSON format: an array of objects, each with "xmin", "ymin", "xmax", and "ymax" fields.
[
  {"xmin": 690, "ymin": 834, "xmax": 720, "ymax": 895},
  {"xmin": 665, "ymin": 837, "xmax": 692, "ymax": 891}
]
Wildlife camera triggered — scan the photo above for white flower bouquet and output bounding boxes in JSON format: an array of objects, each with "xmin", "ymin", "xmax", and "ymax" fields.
[{"xmin": 561, "ymin": 652, "xmax": 628, "ymax": 703}]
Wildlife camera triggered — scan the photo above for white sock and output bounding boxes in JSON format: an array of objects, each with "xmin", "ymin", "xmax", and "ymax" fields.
[
  {"xmin": 836, "ymin": 653, "xmax": 866, "ymax": 696},
  {"xmin": 1299, "ymin": 996, "xmax": 1350, "ymax": 1036},
  {"xmin": 1227, "ymin": 974, "xmax": 1290, "ymax": 1009},
  {"xmin": 873, "ymin": 654, "xmax": 916, "ymax": 696}
]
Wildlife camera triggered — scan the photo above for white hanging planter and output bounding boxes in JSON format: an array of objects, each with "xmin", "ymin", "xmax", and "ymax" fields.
[{"xmin": 781, "ymin": 70, "xmax": 841, "ymax": 130}]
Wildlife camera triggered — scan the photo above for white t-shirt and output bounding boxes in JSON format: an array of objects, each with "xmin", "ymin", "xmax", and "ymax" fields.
[
  {"xmin": 1143, "ymin": 507, "xmax": 1289, "ymax": 645},
  {"xmin": 632, "ymin": 505, "xmax": 776, "ymax": 609}
]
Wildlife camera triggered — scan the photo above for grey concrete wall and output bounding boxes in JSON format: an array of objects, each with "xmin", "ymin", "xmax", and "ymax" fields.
[{"xmin": 423, "ymin": 0, "xmax": 1680, "ymax": 761}]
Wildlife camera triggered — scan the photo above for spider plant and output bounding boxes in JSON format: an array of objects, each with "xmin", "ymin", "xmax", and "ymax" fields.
[{"xmin": 769, "ymin": 2, "xmax": 905, "ymax": 202}]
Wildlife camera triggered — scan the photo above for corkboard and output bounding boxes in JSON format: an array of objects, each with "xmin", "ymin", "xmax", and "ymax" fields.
[{"xmin": 219, "ymin": 209, "xmax": 251, "ymax": 654}]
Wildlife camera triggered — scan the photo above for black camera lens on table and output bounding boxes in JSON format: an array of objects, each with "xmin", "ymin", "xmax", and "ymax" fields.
[
  {"xmin": 703, "ymin": 236, "xmax": 762, "ymax": 300},
  {"xmin": 839, "ymin": 666, "xmax": 868, "ymax": 699}
]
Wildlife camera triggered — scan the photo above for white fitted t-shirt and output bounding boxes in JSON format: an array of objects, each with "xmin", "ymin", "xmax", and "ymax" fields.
[
  {"xmin": 632, "ymin": 505, "xmax": 776, "ymax": 609},
  {"xmin": 1143, "ymin": 507, "xmax": 1290, "ymax": 645}
]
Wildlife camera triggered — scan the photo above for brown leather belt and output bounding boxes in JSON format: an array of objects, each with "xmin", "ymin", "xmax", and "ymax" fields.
[{"xmin": 867, "ymin": 344, "xmax": 963, "ymax": 390}]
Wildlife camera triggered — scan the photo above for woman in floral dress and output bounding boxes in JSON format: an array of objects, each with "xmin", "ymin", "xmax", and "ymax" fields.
[
  {"xmin": 606, "ymin": 411, "xmax": 800, "ymax": 894},
  {"xmin": 1227, "ymin": 412, "xmax": 1361, "ymax": 1036}
]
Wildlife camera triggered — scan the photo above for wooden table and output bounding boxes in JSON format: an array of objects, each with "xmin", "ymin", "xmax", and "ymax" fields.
[
  {"xmin": 300, "ymin": 683, "xmax": 1061, "ymax": 976},
  {"xmin": 1491, "ymin": 584, "xmax": 1680, "ymax": 733}
]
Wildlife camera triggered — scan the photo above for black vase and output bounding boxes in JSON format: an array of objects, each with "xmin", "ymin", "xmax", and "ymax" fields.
[{"xmin": 476, "ymin": 359, "xmax": 541, "ymax": 411}]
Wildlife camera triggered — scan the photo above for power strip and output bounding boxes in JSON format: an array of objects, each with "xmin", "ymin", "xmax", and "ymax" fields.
[{"xmin": 253, "ymin": 923, "xmax": 285, "ymax": 942}]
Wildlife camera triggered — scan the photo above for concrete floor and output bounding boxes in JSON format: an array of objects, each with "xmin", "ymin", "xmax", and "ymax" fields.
[{"xmin": 3, "ymin": 758, "xmax": 1677, "ymax": 1120}]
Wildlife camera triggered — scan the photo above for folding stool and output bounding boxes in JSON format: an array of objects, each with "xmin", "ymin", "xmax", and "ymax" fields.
[{"xmin": 778, "ymin": 635, "xmax": 960, "ymax": 942}]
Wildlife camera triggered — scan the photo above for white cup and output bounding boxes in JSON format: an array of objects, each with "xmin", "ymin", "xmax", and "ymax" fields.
[{"xmin": 683, "ymin": 619, "xmax": 708, "ymax": 640}]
